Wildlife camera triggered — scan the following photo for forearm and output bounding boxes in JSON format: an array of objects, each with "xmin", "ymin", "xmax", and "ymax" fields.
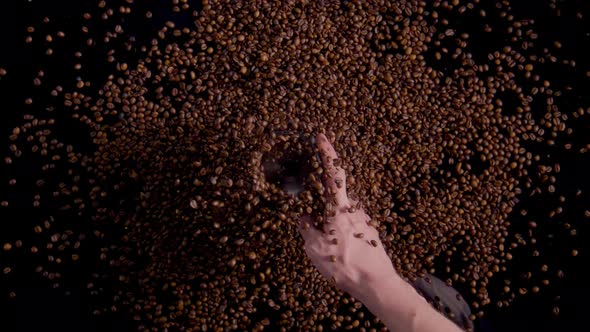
[{"xmin": 362, "ymin": 275, "xmax": 464, "ymax": 332}]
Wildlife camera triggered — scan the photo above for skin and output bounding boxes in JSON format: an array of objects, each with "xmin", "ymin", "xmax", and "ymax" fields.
[{"xmin": 297, "ymin": 133, "xmax": 463, "ymax": 332}]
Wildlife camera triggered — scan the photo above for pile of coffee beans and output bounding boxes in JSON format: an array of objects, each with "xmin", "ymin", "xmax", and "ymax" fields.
[{"xmin": 1, "ymin": 0, "xmax": 588, "ymax": 331}]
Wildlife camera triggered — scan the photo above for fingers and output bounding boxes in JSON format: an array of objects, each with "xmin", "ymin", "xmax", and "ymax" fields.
[
  {"xmin": 323, "ymin": 167, "xmax": 349, "ymax": 209},
  {"xmin": 316, "ymin": 133, "xmax": 338, "ymax": 169},
  {"xmin": 316, "ymin": 134, "xmax": 349, "ymax": 208},
  {"xmin": 361, "ymin": 211, "xmax": 371, "ymax": 225}
]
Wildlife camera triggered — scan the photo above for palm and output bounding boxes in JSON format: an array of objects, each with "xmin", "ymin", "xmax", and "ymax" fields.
[{"xmin": 298, "ymin": 134, "xmax": 398, "ymax": 301}]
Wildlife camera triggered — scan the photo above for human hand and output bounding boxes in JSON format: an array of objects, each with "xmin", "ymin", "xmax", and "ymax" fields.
[
  {"xmin": 297, "ymin": 134, "xmax": 467, "ymax": 332},
  {"xmin": 297, "ymin": 133, "xmax": 401, "ymax": 303}
]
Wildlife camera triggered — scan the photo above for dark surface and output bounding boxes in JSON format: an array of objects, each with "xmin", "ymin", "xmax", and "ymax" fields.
[{"xmin": 1, "ymin": 0, "xmax": 589, "ymax": 331}]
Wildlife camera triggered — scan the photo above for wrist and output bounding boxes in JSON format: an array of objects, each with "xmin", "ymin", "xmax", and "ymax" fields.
[
  {"xmin": 363, "ymin": 269, "xmax": 409, "ymax": 302},
  {"xmin": 361, "ymin": 274, "xmax": 464, "ymax": 332},
  {"xmin": 361, "ymin": 274, "xmax": 428, "ymax": 331}
]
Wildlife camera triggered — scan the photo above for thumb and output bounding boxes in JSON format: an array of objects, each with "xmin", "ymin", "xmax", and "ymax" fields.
[{"xmin": 297, "ymin": 215, "xmax": 322, "ymax": 244}]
